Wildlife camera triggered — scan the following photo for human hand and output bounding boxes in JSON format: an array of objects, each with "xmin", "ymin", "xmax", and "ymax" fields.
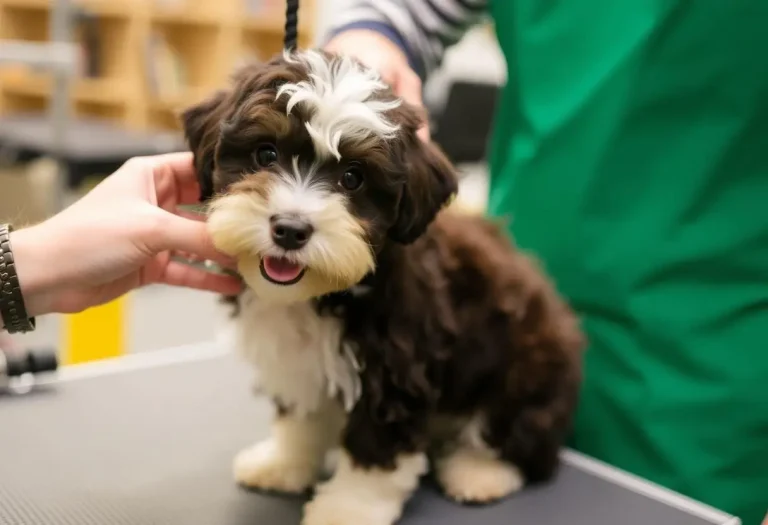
[
  {"xmin": 9, "ymin": 152, "xmax": 242, "ymax": 318},
  {"xmin": 325, "ymin": 29, "xmax": 430, "ymax": 141}
]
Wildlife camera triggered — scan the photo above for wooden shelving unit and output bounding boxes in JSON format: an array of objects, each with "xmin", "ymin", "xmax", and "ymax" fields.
[{"xmin": 0, "ymin": 0, "xmax": 317, "ymax": 132}]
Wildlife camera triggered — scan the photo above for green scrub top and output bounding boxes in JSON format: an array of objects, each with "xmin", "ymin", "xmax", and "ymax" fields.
[{"xmin": 485, "ymin": 1, "xmax": 768, "ymax": 523}]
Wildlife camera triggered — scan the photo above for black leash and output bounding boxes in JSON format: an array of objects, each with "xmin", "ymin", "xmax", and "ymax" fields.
[{"xmin": 284, "ymin": 0, "xmax": 300, "ymax": 51}]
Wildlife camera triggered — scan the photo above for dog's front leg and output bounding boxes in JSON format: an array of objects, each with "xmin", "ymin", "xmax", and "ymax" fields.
[
  {"xmin": 302, "ymin": 405, "xmax": 429, "ymax": 525},
  {"xmin": 234, "ymin": 398, "xmax": 345, "ymax": 495}
]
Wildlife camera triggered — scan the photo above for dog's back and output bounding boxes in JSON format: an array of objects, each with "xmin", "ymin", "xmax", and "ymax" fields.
[{"xmin": 329, "ymin": 209, "xmax": 585, "ymax": 485}]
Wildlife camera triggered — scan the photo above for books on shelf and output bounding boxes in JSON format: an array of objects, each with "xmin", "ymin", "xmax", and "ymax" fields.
[
  {"xmin": 244, "ymin": 0, "xmax": 283, "ymax": 15},
  {"xmin": 145, "ymin": 31, "xmax": 187, "ymax": 100},
  {"xmin": 73, "ymin": 10, "xmax": 101, "ymax": 78}
]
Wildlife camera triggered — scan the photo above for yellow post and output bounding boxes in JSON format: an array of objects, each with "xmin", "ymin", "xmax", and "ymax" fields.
[
  {"xmin": 62, "ymin": 294, "xmax": 129, "ymax": 365},
  {"xmin": 58, "ymin": 175, "xmax": 129, "ymax": 365}
]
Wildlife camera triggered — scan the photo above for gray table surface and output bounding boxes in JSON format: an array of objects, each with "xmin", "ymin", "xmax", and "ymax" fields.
[{"xmin": 0, "ymin": 344, "xmax": 740, "ymax": 525}]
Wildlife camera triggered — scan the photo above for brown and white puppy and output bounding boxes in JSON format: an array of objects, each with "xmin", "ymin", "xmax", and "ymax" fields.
[{"xmin": 182, "ymin": 49, "xmax": 585, "ymax": 525}]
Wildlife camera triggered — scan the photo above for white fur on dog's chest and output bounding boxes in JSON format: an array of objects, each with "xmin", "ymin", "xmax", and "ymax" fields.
[{"xmin": 235, "ymin": 289, "xmax": 361, "ymax": 415}]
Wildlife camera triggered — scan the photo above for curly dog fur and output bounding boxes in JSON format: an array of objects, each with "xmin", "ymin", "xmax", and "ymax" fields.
[{"xmin": 181, "ymin": 49, "xmax": 585, "ymax": 525}]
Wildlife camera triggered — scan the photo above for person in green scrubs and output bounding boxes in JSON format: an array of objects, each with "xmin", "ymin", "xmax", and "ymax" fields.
[{"xmin": 325, "ymin": 1, "xmax": 768, "ymax": 523}]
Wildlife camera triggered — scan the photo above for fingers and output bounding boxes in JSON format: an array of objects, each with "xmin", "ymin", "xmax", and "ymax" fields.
[
  {"xmin": 173, "ymin": 208, "xmax": 227, "ymax": 264},
  {"xmin": 158, "ymin": 260, "xmax": 243, "ymax": 295},
  {"xmin": 149, "ymin": 151, "xmax": 196, "ymax": 183},
  {"xmin": 150, "ymin": 212, "xmax": 235, "ymax": 269},
  {"xmin": 373, "ymin": 63, "xmax": 430, "ymax": 140},
  {"xmin": 147, "ymin": 151, "xmax": 205, "ymax": 205},
  {"xmin": 173, "ymin": 249, "xmax": 236, "ymax": 272},
  {"xmin": 396, "ymin": 70, "xmax": 431, "ymax": 142}
]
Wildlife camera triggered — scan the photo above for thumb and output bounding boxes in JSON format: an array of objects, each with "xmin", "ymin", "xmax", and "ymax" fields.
[{"xmin": 151, "ymin": 212, "xmax": 233, "ymax": 268}]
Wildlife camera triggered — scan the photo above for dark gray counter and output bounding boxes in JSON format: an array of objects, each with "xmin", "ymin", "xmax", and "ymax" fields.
[{"xmin": 0, "ymin": 344, "xmax": 740, "ymax": 525}]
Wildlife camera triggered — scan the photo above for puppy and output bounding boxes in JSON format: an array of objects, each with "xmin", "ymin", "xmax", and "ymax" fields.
[{"xmin": 182, "ymin": 49, "xmax": 585, "ymax": 525}]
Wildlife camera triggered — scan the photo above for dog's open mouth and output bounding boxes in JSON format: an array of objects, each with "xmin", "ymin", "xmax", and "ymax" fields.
[{"xmin": 260, "ymin": 256, "xmax": 306, "ymax": 285}]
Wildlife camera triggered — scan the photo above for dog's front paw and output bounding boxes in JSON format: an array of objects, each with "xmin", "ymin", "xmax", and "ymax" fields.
[
  {"xmin": 436, "ymin": 448, "xmax": 524, "ymax": 504},
  {"xmin": 301, "ymin": 490, "xmax": 401, "ymax": 525},
  {"xmin": 234, "ymin": 439, "xmax": 318, "ymax": 494}
]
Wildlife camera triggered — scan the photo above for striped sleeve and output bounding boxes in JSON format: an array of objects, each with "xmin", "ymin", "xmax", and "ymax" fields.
[{"xmin": 323, "ymin": 0, "xmax": 489, "ymax": 80}]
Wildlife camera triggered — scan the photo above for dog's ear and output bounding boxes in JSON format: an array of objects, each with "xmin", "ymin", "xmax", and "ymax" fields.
[
  {"xmin": 388, "ymin": 112, "xmax": 459, "ymax": 244},
  {"xmin": 181, "ymin": 60, "xmax": 292, "ymax": 202},
  {"xmin": 181, "ymin": 90, "xmax": 230, "ymax": 203}
]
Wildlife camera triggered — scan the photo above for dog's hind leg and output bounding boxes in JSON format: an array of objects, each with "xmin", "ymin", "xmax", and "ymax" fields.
[{"xmin": 433, "ymin": 414, "xmax": 525, "ymax": 504}]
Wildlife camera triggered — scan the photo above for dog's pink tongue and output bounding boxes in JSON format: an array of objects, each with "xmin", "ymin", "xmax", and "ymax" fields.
[{"xmin": 263, "ymin": 257, "xmax": 303, "ymax": 283}]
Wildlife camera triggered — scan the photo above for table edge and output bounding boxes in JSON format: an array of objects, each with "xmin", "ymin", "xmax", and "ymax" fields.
[
  {"xmin": 50, "ymin": 341, "xmax": 229, "ymax": 383},
  {"xmin": 49, "ymin": 343, "xmax": 740, "ymax": 525},
  {"xmin": 560, "ymin": 450, "xmax": 739, "ymax": 525}
]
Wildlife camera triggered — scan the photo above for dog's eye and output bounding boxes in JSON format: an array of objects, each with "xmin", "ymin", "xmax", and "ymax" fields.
[
  {"xmin": 340, "ymin": 163, "xmax": 364, "ymax": 191},
  {"xmin": 254, "ymin": 144, "xmax": 278, "ymax": 168}
]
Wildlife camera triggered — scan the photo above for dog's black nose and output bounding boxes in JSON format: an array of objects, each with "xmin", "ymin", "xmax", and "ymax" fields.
[{"xmin": 270, "ymin": 215, "xmax": 314, "ymax": 250}]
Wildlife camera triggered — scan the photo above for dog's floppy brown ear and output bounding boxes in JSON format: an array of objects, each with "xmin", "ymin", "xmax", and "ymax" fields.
[
  {"xmin": 181, "ymin": 60, "xmax": 286, "ymax": 202},
  {"xmin": 389, "ymin": 137, "xmax": 459, "ymax": 244},
  {"xmin": 181, "ymin": 89, "xmax": 230, "ymax": 203}
]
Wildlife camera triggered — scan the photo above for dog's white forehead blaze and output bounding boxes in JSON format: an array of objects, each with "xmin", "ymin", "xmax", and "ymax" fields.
[
  {"xmin": 269, "ymin": 156, "xmax": 328, "ymax": 215},
  {"xmin": 277, "ymin": 49, "xmax": 402, "ymax": 160}
]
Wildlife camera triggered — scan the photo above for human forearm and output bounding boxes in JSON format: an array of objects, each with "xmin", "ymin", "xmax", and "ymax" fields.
[{"xmin": 324, "ymin": 0, "xmax": 489, "ymax": 80}]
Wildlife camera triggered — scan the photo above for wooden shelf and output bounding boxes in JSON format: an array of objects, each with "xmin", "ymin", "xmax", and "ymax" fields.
[
  {"xmin": 0, "ymin": 0, "xmax": 318, "ymax": 132},
  {"xmin": 244, "ymin": 14, "xmax": 288, "ymax": 33},
  {"xmin": 148, "ymin": 87, "xmax": 211, "ymax": 112},
  {"xmin": 151, "ymin": 8, "xmax": 226, "ymax": 26},
  {"xmin": 1, "ymin": 0, "xmax": 134, "ymax": 17},
  {"xmin": 0, "ymin": 70, "xmax": 127, "ymax": 105},
  {"xmin": 243, "ymin": 11, "xmax": 314, "ymax": 39}
]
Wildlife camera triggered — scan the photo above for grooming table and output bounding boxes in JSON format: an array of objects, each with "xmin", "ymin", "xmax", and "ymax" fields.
[{"xmin": 0, "ymin": 344, "xmax": 740, "ymax": 525}]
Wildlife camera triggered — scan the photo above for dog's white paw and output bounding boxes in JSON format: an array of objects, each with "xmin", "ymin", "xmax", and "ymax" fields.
[
  {"xmin": 436, "ymin": 448, "xmax": 524, "ymax": 504},
  {"xmin": 233, "ymin": 439, "xmax": 318, "ymax": 494},
  {"xmin": 301, "ymin": 489, "xmax": 401, "ymax": 525}
]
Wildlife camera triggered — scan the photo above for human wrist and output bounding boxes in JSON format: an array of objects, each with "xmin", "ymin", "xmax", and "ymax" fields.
[{"xmin": 5, "ymin": 225, "xmax": 58, "ymax": 321}]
